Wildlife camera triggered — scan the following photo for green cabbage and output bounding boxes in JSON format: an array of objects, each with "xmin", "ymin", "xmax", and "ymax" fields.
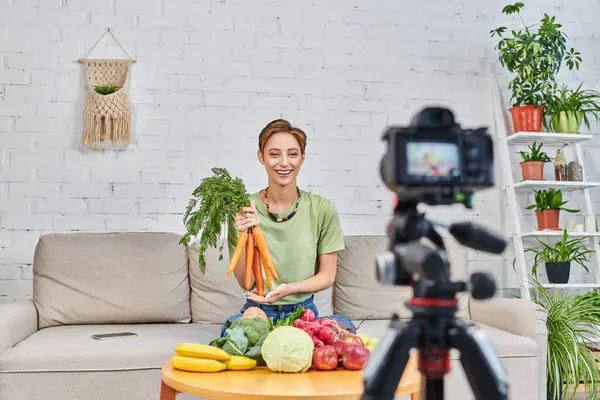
[{"xmin": 261, "ymin": 326, "xmax": 315, "ymax": 373}]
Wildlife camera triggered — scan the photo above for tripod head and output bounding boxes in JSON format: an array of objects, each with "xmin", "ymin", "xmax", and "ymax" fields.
[{"xmin": 375, "ymin": 197, "xmax": 506, "ymax": 304}]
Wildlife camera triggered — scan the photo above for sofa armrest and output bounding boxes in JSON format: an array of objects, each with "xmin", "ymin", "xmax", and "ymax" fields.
[
  {"xmin": 0, "ymin": 299, "xmax": 39, "ymax": 351},
  {"xmin": 470, "ymin": 297, "xmax": 547, "ymax": 400}
]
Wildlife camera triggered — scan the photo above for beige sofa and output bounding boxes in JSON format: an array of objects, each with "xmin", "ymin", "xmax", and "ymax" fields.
[{"xmin": 0, "ymin": 232, "xmax": 547, "ymax": 400}]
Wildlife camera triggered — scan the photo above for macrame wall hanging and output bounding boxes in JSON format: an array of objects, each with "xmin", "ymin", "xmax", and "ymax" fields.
[{"xmin": 78, "ymin": 29, "xmax": 136, "ymax": 149}]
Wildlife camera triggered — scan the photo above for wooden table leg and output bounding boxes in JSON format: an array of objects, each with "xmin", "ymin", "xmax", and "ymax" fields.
[
  {"xmin": 410, "ymin": 392, "xmax": 420, "ymax": 400},
  {"xmin": 160, "ymin": 380, "xmax": 177, "ymax": 400}
]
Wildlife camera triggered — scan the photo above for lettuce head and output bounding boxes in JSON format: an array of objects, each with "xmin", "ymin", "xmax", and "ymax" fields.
[{"xmin": 261, "ymin": 326, "xmax": 315, "ymax": 373}]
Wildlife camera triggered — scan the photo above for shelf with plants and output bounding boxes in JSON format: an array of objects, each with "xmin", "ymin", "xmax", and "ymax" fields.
[
  {"xmin": 492, "ymin": 2, "xmax": 600, "ymax": 289},
  {"xmin": 510, "ymin": 180, "xmax": 600, "ymax": 191},
  {"xmin": 518, "ymin": 231, "xmax": 600, "ymax": 238},
  {"xmin": 491, "ymin": 3, "xmax": 600, "ymax": 398},
  {"xmin": 503, "ymin": 131, "xmax": 594, "ymax": 145}
]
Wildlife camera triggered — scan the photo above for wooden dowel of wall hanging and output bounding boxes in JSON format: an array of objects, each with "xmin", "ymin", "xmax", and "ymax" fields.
[{"xmin": 77, "ymin": 58, "xmax": 136, "ymax": 63}]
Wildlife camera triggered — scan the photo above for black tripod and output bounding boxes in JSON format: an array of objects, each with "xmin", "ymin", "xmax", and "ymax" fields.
[{"xmin": 360, "ymin": 199, "xmax": 510, "ymax": 400}]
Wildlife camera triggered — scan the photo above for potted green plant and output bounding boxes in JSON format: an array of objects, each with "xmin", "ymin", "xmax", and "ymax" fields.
[
  {"xmin": 529, "ymin": 278, "xmax": 600, "ymax": 400},
  {"xmin": 490, "ymin": 2, "xmax": 581, "ymax": 133},
  {"xmin": 519, "ymin": 141, "xmax": 551, "ymax": 180},
  {"xmin": 526, "ymin": 188, "xmax": 579, "ymax": 230},
  {"xmin": 544, "ymin": 83, "xmax": 600, "ymax": 133},
  {"xmin": 525, "ymin": 229, "xmax": 594, "ymax": 283}
]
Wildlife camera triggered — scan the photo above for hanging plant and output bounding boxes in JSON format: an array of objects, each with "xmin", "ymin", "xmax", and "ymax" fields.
[{"xmin": 94, "ymin": 84, "xmax": 120, "ymax": 95}]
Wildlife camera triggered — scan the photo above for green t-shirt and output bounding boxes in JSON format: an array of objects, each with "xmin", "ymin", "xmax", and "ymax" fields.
[{"xmin": 227, "ymin": 190, "xmax": 345, "ymax": 305}]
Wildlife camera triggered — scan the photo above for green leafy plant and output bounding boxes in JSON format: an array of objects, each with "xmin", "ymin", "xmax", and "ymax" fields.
[
  {"xmin": 530, "ymin": 278, "xmax": 600, "ymax": 399},
  {"xmin": 544, "ymin": 82, "xmax": 600, "ymax": 131},
  {"xmin": 519, "ymin": 141, "xmax": 551, "ymax": 162},
  {"xmin": 273, "ymin": 306, "xmax": 305, "ymax": 328},
  {"xmin": 180, "ymin": 167, "xmax": 250, "ymax": 272},
  {"xmin": 525, "ymin": 229, "xmax": 594, "ymax": 277},
  {"xmin": 526, "ymin": 188, "xmax": 579, "ymax": 213},
  {"xmin": 490, "ymin": 2, "xmax": 581, "ymax": 107},
  {"xmin": 574, "ymin": 289, "xmax": 600, "ymax": 319},
  {"xmin": 94, "ymin": 84, "xmax": 119, "ymax": 95}
]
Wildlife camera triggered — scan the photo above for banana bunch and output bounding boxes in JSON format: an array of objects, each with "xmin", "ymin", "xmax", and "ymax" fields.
[
  {"xmin": 171, "ymin": 343, "xmax": 256, "ymax": 372},
  {"xmin": 356, "ymin": 334, "xmax": 378, "ymax": 353}
]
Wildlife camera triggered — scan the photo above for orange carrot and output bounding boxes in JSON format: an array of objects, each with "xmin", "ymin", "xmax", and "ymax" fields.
[
  {"xmin": 264, "ymin": 262, "xmax": 272, "ymax": 289},
  {"xmin": 225, "ymin": 231, "xmax": 248, "ymax": 280},
  {"xmin": 252, "ymin": 226, "xmax": 279, "ymax": 281},
  {"xmin": 244, "ymin": 231, "xmax": 254, "ymax": 291},
  {"xmin": 253, "ymin": 246, "xmax": 264, "ymax": 296}
]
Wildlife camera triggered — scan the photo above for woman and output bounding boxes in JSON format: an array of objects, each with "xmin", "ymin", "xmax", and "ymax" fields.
[{"xmin": 221, "ymin": 119, "xmax": 355, "ymax": 336}]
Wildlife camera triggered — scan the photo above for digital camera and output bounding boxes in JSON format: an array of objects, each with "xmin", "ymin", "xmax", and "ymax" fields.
[{"xmin": 379, "ymin": 107, "xmax": 495, "ymax": 206}]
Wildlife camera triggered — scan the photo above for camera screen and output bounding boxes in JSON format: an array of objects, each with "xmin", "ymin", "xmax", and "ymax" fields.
[{"xmin": 406, "ymin": 141, "xmax": 460, "ymax": 182}]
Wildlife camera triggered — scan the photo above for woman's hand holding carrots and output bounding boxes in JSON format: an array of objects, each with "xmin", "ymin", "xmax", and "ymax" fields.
[
  {"xmin": 225, "ymin": 199, "xmax": 278, "ymax": 296},
  {"xmin": 234, "ymin": 200, "xmax": 259, "ymax": 232}
]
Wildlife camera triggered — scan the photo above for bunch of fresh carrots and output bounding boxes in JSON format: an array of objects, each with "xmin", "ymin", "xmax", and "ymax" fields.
[
  {"xmin": 225, "ymin": 226, "xmax": 278, "ymax": 296},
  {"xmin": 180, "ymin": 167, "xmax": 279, "ymax": 292}
]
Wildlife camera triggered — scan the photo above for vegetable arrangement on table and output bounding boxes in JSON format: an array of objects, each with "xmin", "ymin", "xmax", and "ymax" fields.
[
  {"xmin": 179, "ymin": 167, "xmax": 278, "ymax": 295},
  {"xmin": 169, "ymin": 307, "xmax": 378, "ymax": 374},
  {"xmin": 174, "ymin": 167, "xmax": 377, "ymax": 374}
]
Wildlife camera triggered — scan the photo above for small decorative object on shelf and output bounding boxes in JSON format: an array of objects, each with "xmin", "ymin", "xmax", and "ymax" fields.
[
  {"xmin": 567, "ymin": 161, "xmax": 583, "ymax": 181},
  {"xmin": 554, "ymin": 148, "xmax": 568, "ymax": 181},
  {"xmin": 585, "ymin": 214, "xmax": 597, "ymax": 232}
]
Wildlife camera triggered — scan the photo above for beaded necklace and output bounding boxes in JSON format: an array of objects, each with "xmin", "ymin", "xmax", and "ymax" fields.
[{"xmin": 263, "ymin": 187, "xmax": 301, "ymax": 223}]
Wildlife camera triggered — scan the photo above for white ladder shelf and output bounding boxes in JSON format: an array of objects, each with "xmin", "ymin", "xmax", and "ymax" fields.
[{"xmin": 492, "ymin": 82, "xmax": 600, "ymax": 300}]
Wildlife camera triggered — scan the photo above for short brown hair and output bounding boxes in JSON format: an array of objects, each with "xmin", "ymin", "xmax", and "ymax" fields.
[{"xmin": 258, "ymin": 119, "xmax": 307, "ymax": 154}]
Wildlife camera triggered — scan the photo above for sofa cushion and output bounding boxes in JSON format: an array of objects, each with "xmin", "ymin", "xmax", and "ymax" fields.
[
  {"xmin": 32, "ymin": 232, "xmax": 191, "ymax": 329},
  {"xmin": 0, "ymin": 323, "xmax": 221, "ymax": 373},
  {"xmin": 354, "ymin": 319, "xmax": 538, "ymax": 358},
  {"xmin": 333, "ymin": 235, "xmax": 470, "ymax": 320},
  {"xmin": 189, "ymin": 245, "xmax": 247, "ymax": 324}
]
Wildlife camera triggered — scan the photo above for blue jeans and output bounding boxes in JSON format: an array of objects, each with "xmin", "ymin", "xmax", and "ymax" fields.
[{"xmin": 220, "ymin": 295, "xmax": 356, "ymax": 337}]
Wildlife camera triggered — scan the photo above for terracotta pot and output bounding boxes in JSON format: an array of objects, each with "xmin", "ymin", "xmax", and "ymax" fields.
[
  {"xmin": 535, "ymin": 210, "xmax": 546, "ymax": 229},
  {"xmin": 520, "ymin": 161, "xmax": 544, "ymax": 180},
  {"xmin": 535, "ymin": 209, "xmax": 560, "ymax": 230},
  {"xmin": 509, "ymin": 105, "xmax": 544, "ymax": 132}
]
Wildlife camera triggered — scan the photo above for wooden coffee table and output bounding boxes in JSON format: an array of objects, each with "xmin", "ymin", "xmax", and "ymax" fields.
[{"xmin": 160, "ymin": 353, "xmax": 420, "ymax": 400}]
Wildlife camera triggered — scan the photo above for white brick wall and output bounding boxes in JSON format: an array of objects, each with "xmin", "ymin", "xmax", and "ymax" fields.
[{"xmin": 1, "ymin": 0, "xmax": 599, "ymax": 301}]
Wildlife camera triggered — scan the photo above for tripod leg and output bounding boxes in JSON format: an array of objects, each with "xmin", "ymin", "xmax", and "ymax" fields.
[
  {"xmin": 448, "ymin": 318, "xmax": 509, "ymax": 400},
  {"xmin": 361, "ymin": 318, "xmax": 420, "ymax": 400}
]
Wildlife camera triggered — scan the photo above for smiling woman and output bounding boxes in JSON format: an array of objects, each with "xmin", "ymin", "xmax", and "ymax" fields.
[{"xmin": 221, "ymin": 119, "xmax": 355, "ymax": 336}]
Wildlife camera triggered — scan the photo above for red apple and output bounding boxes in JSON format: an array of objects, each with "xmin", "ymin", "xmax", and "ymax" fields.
[
  {"xmin": 312, "ymin": 345, "xmax": 338, "ymax": 371},
  {"xmin": 341, "ymin": 344, "xmax": 370, "ymax": 370},
  {"xmin": 343, "ymin": 334, "xmax": 364, "ymax": 347},
  {"xmin": 332, "ymin": 340, "xmax": 348, "ymax": 360}
]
